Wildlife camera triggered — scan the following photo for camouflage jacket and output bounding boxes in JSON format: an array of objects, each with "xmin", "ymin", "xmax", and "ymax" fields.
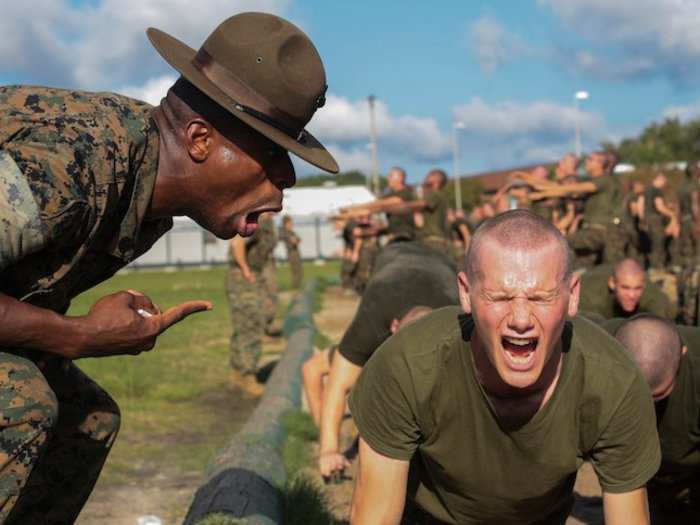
[
  {"xmin": 278, "ymin": 226, "xmax": 300, "ymax": 252},
  {"xmin": 0, "ymin": 86, "xmax": 172, "ymax": 313},
  {"xmin": 244, "ymin": 217, "xmax": 277, "ymax": 272}
]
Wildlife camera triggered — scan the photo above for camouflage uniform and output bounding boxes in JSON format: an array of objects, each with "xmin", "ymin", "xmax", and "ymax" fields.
[
  {"xmin": 0, "ymin": 86, "xmax": 171, "ymax": 523},
  {"xmin": 227, "ymin": 216, "xmax": 277, "ymax": 373},
  {"xmin": 279, "ymin": 225, "xmax": 303, "ymax": 289},
  {"xmin": 352, "ymin": 230, "xmax": 379, "ymax": 295},
  {"xmin": 644, "ymin": 185, "xmax": 670, "ymax": 270}
]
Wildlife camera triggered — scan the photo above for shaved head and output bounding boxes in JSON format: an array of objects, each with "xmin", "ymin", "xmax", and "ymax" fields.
[
  {"xmin": 390, "ymin": 306, "xmax": 433, "ymax": 334},
  {"xmin": 466, "ymin": 209, "xmax": 573, "ymax": 284},
  {"xmin": 613, "ymin": 258, "xmax": 645, "ymax": 280},
  {"xmin": 615, "ymin": 314, "xmax": 683, "ymax": 396}
]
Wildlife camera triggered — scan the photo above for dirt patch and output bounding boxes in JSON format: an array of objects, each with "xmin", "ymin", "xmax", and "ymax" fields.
[{"xmin": 314, "ymin": 286, "xmax": 360, "ymax": 343}]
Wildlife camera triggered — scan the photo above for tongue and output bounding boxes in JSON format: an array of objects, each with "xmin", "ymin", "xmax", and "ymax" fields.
[{"xmin": 503, "ymin": 340, "xmax": 536, "ymax": 353}]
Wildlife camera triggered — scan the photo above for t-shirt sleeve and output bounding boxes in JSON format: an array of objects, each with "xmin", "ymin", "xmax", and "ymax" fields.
[
  {"xmin": 588, "ymin": 372, "xmax": 661, "ymax": 493},
  {"xmin": 338, "ymin": 289, "xmax": 391, "ymax": 366},
  {"xmin": 348, "ymin": 333, "xmax": 421, "ymax": 460}
]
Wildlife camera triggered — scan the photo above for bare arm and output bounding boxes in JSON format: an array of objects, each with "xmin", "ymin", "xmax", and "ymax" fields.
[
  {"xmin": 302, "ymin": 350, "xmax": 331, "ymax": 427},
  {"xmin": 653, "ymin": 196, "xmax": 677, "ymax": 221},
  {"xmin": 458, "ymin": 223, "xmax": 471, "ymax": 250},
  {"xmin": 319, "ymin": 351, "xmax": 363, "ymax": 477},
  {"xmin": 0, "ymin": 290, "xmax": 211, "ymax": 360},
  {"xmin": 530, "ymin": 181, "xmax": 597, "ymax": 200},
  {"xmin": 602, "ymin": 488, "xmax": 650, "ymax": 525},
  {"xmin": 350, "ymin": 438, "xmax": 409, "ymax": 525},
  {"xmin": 231, "ymin": 236, "xmax": 255, "ymax": 282}
]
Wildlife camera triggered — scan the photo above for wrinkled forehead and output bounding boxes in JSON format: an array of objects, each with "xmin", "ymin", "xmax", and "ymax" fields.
[{"xmin": 475, "ymin": 238, "xmax": 566, "ymax": 292}]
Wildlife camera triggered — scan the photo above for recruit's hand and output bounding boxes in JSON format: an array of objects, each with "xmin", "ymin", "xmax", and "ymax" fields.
[
  {"xmin": 319, "ymin": 450, "xmax": 350, "ymax": 481},
  {"xmin": 73, "ymin": 290, "xmax": 212, "ymax": 359}
]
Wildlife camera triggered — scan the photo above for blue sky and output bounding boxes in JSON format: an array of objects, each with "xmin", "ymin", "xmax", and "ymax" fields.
[{"xmin": 2, "ymin": 0, "xmax": 700, "ymax": 183}]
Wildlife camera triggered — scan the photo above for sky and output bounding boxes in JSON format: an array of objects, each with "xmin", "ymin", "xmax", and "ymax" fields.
[{"xmin": 2, "ymin": 0, "xmax": 700, "ymax": 183}]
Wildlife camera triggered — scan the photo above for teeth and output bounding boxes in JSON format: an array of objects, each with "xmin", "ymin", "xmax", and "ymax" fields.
[
  {"xmin": 503, "ymin": 337, "xmax": 536, "ymax": 346},
  {"xmin": 507, "ymin": 352, "xmax": 533, "ymax": 363}
]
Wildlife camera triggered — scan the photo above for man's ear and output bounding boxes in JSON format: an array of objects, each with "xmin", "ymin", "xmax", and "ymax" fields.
[
  {"xmin": 457, "ymin": 271, "xmax": 472, "ymax": 314},
  {"xmin": 568, "ymin": 274, "xmax": 581, "ymax": 318},
  {"xmin": 390, "ymin": 318, "xmax": 400, "ymax": 334},
  {"xmin": 607, "ymin": 275, "xmax": 616, "ymax": 292},
  {"xmin": 186, "ymin": 119, "xmax": 213, "ymax": 162}
]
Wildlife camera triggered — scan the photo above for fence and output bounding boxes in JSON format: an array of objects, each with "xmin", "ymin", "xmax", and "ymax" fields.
[{"xmin": 131, "ymin": 216, "xmax": 342, "ymax": 268}]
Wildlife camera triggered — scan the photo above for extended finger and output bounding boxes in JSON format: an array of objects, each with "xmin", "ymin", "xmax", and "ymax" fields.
[{"xmin": 158, "ymin": 300, "xmax": 213, "ymax": 332}]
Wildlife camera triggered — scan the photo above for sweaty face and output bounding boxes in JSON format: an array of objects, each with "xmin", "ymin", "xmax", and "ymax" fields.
[
  {"xmin": 186, "ymin": 123, "xmax": 295, "ymax": 239},
  {"xmin": 461, "ymin": 240, "xmax": 578, "ymax": 390},
  {"xmin": 611, "ymin": 272, "xmax": 645, "ymax": 313}
]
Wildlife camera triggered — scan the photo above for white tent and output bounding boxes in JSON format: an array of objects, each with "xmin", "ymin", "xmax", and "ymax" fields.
[{"xmin": 280, "ymin": 185, "xmax": 375, "ymax": 216}]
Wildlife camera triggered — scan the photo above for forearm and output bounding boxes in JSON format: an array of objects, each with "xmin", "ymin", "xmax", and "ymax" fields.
[
  {"xmin": 0, "ymin": 292, "xmax": 85, "ymax": 358},
  {"xmin": 231, "ymin": 238, "xmax": 251, "ymax": 273},
  {"xmin": 319, "ymin": 377, "xmax": 348, "ymax": 452},
  {"xmin": 603, "ymin": 488, "xmax": 650, "ymax": 525}
]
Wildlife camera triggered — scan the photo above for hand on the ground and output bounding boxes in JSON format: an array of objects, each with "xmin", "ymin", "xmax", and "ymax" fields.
[
  {"xmin": 319, "ymin": 450, "xmax": 350, "ymax": 480},
  {"xmin": 73, "ymin": 291, "xmax": 212, "ymax": 358}
]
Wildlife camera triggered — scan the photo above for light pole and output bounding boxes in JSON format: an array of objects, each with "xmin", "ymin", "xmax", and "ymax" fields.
[
  {"xmin": 367, "ymin": 95, "xmax": 380, "ymax": 195},
  {"xmin": 452, "ymin": 121, "xmax": 466, "ymax": 210},
  {"xmin": 573, "ymin": 90, "xmax": 589, "ymax": 158}
]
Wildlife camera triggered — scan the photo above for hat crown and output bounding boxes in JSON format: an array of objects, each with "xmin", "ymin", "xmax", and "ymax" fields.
[{"xmin": 201, "ymin": 12, "xmax": 326, "ymax": 128}]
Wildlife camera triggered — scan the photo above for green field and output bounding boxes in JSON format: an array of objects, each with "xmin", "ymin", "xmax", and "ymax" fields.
[{"xmin": 68, "ymin": 260, "xmax": 340, "ymax": 485}]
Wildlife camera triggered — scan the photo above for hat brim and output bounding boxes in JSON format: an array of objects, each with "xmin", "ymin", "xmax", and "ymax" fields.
[{"xmin": 147, "ymin": 28, "xmax": 339, "ymax": 174}]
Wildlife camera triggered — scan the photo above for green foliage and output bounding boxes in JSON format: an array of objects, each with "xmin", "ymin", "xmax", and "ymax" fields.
[
  {"xmin": 283, "ymin": 475, "xmax": 345, "ymax": 525},
  {"xmin": 609, "ymin": 117, "xmax": 700, "ymax": 166},
  {"xmin": 296, "ymin": 170, "xmax": 387, "ymax": 190},
  {"xmin": 195, "ymin": 514, "xmax": 246, "ymax": 525}
]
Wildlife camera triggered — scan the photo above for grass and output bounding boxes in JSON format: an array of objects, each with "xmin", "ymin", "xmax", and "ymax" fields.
[{"xmin": 68, "ymin": 260, "xmax": 340, "ymax": 487}]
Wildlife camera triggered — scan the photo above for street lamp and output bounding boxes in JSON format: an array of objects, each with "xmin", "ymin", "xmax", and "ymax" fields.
[
  {"xmin": 453, "ymin": 121, "xmax": 466, "ymax": 210},
  {"xmin": 367, "ymin": 95, "xmax": 380, "ymax": 195},
  {"xmin": 573, "ymin": 90, "xmax": 589, "ymax": 159}
]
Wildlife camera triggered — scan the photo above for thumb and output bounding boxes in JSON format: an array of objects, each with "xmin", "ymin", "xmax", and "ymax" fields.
[{"xmin": 158, "ymin": 300, "xmax": 213, "ymax": 332}]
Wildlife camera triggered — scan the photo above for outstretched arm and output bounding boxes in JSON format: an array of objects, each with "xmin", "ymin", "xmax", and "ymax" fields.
[
  {"xmin": 603, "ymin": 488, "xmax": 650, "ymax": 525},
  {"xmin": 350, "ymin": 438, "xmax": 409, "ymax": 525},
  {"xmin": 318, "ymin": 351, "xmax": 363, "ymax": 478}
]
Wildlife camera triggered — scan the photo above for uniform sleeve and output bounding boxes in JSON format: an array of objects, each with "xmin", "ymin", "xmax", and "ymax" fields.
[
  {"xmin": 348, "ymin": 333, "xmax": 421, "ymax": 460},
  {"xmin": 591, "ymin": 176, "xmax": 610, "ymax": 193},
  {"xmin": 0, "ymin": 147, "xmax": 88, "ymax": 272},
  {"xmin": 588, "ymin": 372, "xmax": 661, "ymax": 493},
  {"xmin": 424, "ymin": 191, "xmax": 441, "ymax": 211}
]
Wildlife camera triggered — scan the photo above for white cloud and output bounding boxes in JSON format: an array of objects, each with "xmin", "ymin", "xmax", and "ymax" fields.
[
  {"xmin": 119, "ymin": 75, "xmax": 177, "ymax": 105},
  {"xmin": 469, "ymin": 15, "xmax": 524, "ymax": 75},
  {"xmin": 663, "ymin": 99, "xmax": 700, "ymax": 122},
  {"xmin": 539, "ymin": 0, "xmax": 700, "ymax": 82},
  {"xmin": 307, "ymin": 94, "xmax": 451, "ymax": 161},
  {"xmin": 0, "ymin": 0, "xmax": 293, "ymax": 89},
  {"xmin": 452, "ymin": 97, "xmax": 608, "ymax": 167}
]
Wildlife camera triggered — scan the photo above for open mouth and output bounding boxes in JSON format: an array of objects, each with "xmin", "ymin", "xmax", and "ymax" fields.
[
  {"xmin": 501, "ymin": 336, "xmax": 539, "ymax": 370},
  {"xmin": 238, "ymin": 204, "xmax": 283, "ymax": 237}
]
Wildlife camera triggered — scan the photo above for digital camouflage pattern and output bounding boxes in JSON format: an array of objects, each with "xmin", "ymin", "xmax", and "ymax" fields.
[
  {"xmin": 226, "ymin": 268, "xmax": 264, "ymax": 374},
  {"xmin": 279, "ymin": 226, "xmax": 302, "ymax": 288},
  {"xmin": 0, "ymin": 85, "xmax": 169, "ymax": 522},
  {"xmin": 227, "ymin": 216, "xmax": 278, "ymax": 373}
]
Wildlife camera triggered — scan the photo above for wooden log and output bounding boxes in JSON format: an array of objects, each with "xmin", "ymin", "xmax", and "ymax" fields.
[{"xmin": 183, "ymin": 281, "xmax": 317, "ymax": 525}]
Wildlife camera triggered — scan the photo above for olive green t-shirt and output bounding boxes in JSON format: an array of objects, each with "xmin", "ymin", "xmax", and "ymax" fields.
[
  {"xmin": 386, "ymin": 187, "xmax": 416, "ymax": 241},
  {"xmin": 419, "ymin": 189, "xmax": 449, "ymax": 239},
  {"xmin": 584, "ymin": 175, "xmax": 620, "ymax": 226},
  {"xmin": 644, "ymin": 186, "xmax": 665, "ymax": 223},
  {"xmin": 601, "ymin": 321, "xmax": 700, "ymax": 476},
  {"xmin": 338, "ymin": 242, "xmax": 458, "ymax": 366},
  {"xmin": 579, "ymin": 265, "xmax": 676, "ymax": 320},
  {"xmin": 350, "ymin": 307, "xmax": 660, "ymax": 524}
]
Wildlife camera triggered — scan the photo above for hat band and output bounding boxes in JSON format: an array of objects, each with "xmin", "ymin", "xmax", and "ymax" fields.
[{"xmin": 192, "ymin": 48, "xmax": 304, "ymax": 139}]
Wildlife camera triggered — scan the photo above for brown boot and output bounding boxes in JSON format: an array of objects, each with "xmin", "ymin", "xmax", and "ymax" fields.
[{"xmin": 228, "ymin": 369, "xmax": 265, "ymax": 397}]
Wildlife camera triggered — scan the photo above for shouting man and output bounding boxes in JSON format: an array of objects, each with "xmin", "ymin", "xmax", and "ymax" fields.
[
  {"xmin": 349, "ymin": 210, "xmax": 659, "ymax": 525},
  {"xmin": 0, "ymin": 12, "xmax": 336, "ymax": 524}
]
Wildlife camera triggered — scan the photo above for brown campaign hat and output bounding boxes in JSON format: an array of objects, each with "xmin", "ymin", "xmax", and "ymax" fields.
[{"xmin": 147, "ymin": 12, "xmax": 339, "ymax": 173}]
